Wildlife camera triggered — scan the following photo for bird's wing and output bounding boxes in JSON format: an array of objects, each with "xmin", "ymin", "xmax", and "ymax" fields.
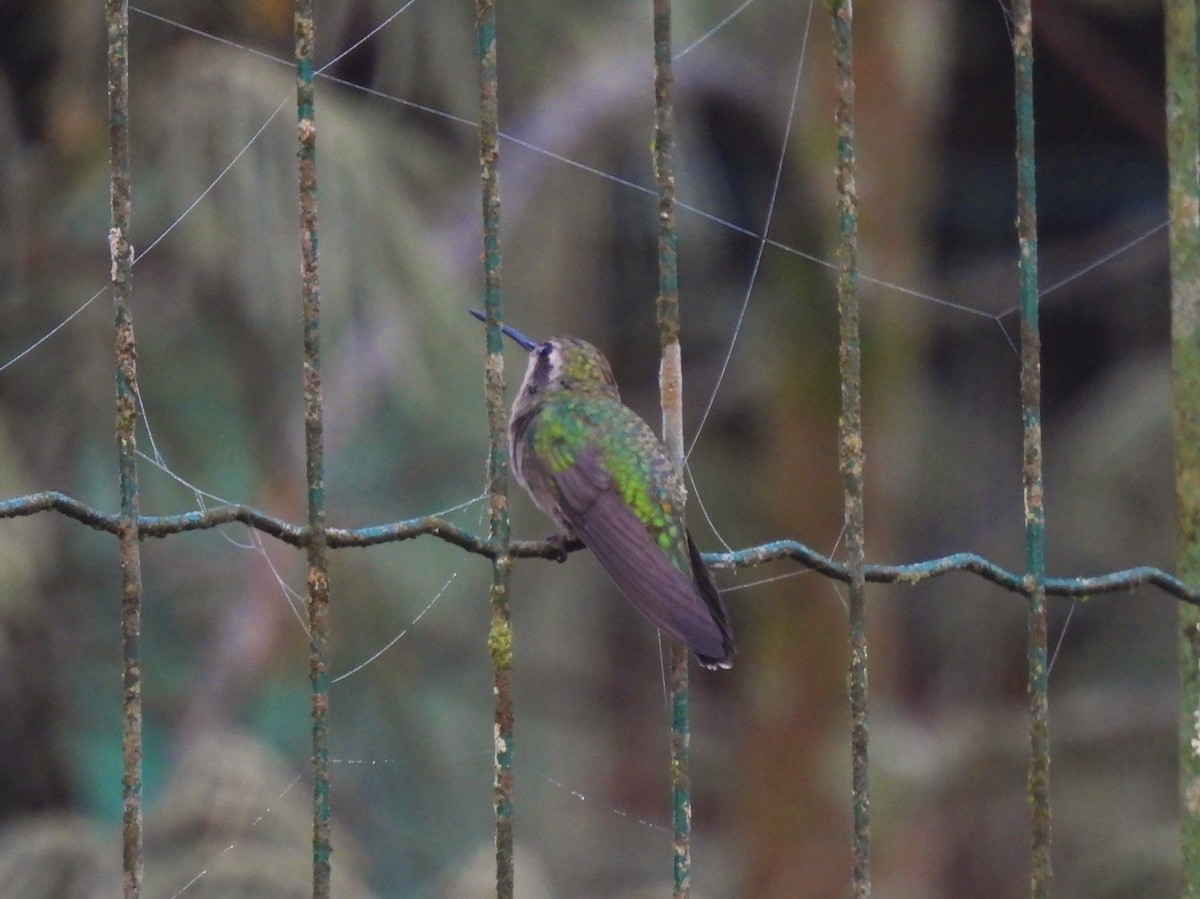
[
  {"xmin": 686, "ymin": 531, "xmax": 735, "ymax": 669},
  {"xmin": 554, "ymin": 449, "xmax": 731, "ymax": 664}
]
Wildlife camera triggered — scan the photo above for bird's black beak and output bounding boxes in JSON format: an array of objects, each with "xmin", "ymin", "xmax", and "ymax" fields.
[{"xmin": 469, "ymin": 308, "xmax": 538, "ymax": 351}]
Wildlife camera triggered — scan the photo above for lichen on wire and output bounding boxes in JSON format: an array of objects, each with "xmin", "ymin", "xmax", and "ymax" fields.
[
  {"xmin": 1164, "ymin": 0, "xmax": 1200, "ymax": 890},
  {"xmin": 650, "ymin": 1, "xmax": 693, "ymax": 896},
  {"xmin": 474, "ymin": 1, "xmax": 516, "ymax": 895},
  {"xmin": 1011, "ymin": 2, "xmax": 1051, "ymax": 894},
  {"xmin": 3, "ymin": 492, "xmax": 1198, "ymax": 604},
  {"xmin": 7, "ymin": 4, "xmax": 1200, "ymax": 899},
  {"xmin": 828, "ymin": 0, "xmax": 870, "ymax": 894},
  {"xmin": 292, "ymin": 1, "xmax": 333, "ymax": 895},
  {"xmin": 106, "ymin": 0, "xmax": 144, "ymax": 896}
]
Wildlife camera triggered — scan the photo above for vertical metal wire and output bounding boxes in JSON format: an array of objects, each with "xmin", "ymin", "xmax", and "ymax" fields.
[
  {"xmin": 1165, "ymin": 0, "xmax": 1200, "ymax": 891},
  {"xmin": 107, "ymin": 1, "xmax": 143, "ymax": 895},
  {"xmin": 1011, "ymin": 2, "xmax": 1051, "ymax": 895},
  {"xmin": 828, "ymin": 2, "xmax": 870, "ymax": 895},
  {"xmin": 650, "ymin": 2, "xmax": 692, "ymax": 896},
  {"xmin": 476, "ymin": 2, "xmax": 515, "ymax": 896},
  {"xmin": 293, "ymin": 4, "xmax": 332, "ymax": 896}
]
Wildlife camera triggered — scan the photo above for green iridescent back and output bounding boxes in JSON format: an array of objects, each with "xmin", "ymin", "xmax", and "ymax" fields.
[{"xmin": 526, "ymin": 340, "xmax": 691, "ymax": 577}]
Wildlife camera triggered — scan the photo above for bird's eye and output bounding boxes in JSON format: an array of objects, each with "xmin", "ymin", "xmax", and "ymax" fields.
[{"xmin": 538, "ymin": 343, "xmax": 553, "ymax": 358}]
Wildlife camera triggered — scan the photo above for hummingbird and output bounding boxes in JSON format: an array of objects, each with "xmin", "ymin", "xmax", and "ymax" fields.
[{"xmin": 471, "ymin": 309, "xmax": 734, "ymax": 669}]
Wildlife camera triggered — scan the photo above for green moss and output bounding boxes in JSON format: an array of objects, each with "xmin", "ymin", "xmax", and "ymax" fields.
[{"xmin": 488, "ymin": 615, "xmax": 513, "ymax": 671}]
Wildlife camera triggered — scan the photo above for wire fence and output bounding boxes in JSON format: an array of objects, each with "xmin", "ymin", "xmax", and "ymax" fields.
[
  {"xmin": 0, "ymin": 1, "xmax": 1197, "ymax": 897},
  {"xmin": 1166, "ymin": 0, "xmax": 1200, "ymax": 890}
]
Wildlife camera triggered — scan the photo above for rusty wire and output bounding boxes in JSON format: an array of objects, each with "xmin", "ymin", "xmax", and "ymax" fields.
[
  {"xmin": 106, "ymin": 1, "xmax": 143, "ymax": 896},
  {"xmin": 1166, "ymin": 0, "xmax": 1200, "ymax": 891},
  {"xmin": 4, "ymin": 3, "xmax": 1200, "ymax": 899}
]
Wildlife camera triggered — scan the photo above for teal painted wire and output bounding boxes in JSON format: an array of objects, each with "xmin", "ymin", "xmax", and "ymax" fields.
[
  {"xmin": 828, "ymin": 1, "xmax": 870, "ymax": 894},
  {"xmin": 1011, "ymin": 2, "xmax": 1051, "ymax": 895},
  {"xmin": 2, "ymin": 493, "xmax": 1198, "ymax": 603},
  {"xmin": 1164, "ymin": 0, "xmax": 1200, "ymax": 888},
  {"xmin": 650, "ymin": 1, "xmax": 693, "ymax": 895},
  {"xmin": 475, "ymin": 2, "xmax": 516, "ymax": 896},
  {"xmin": 293, "ymin": 2, "xmax": 333, "ymax": 895},
  {"xmin": 107, "ymin": 0, "xmax": 144, "ymax": 895}
]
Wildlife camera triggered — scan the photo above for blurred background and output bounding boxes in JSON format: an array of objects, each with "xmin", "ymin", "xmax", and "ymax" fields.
[{"xmin": 0, "ymin": 0, "xmax": 1180, "ymax": 896}]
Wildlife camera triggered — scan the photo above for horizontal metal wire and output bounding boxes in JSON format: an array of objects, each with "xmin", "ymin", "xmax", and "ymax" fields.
[{"xmin": 4, "ymin": 490, "xmax": 1195, "ymax": 603}]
